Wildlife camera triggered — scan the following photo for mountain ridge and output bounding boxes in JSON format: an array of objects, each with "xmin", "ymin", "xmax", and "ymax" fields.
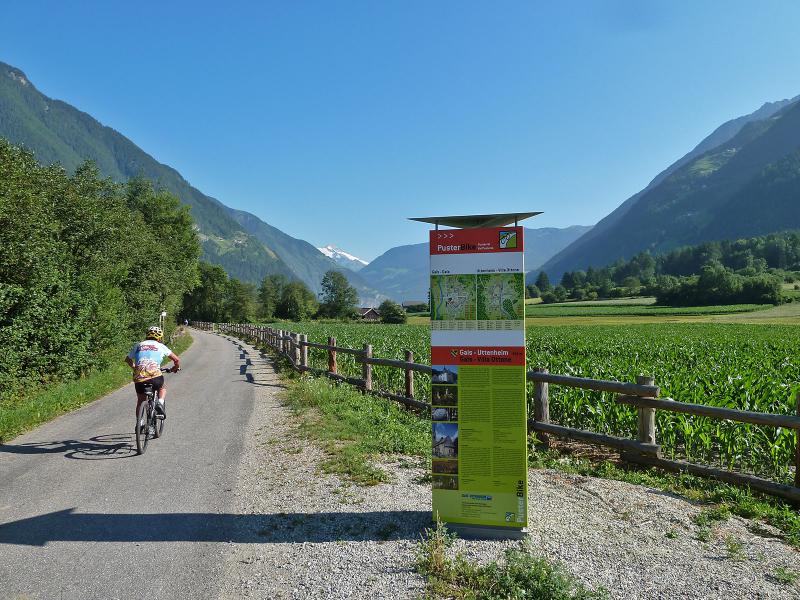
[
  {"xmin": 0, "ymin": 60, "xmax": 388, "ymax": 301},
  {"xmin": 539, "ymin": 94, "xmax": 800, "ymax": 279},
  {"xmin": 361, "ymin": 225, "xmax": 592, "ymax": 302}
]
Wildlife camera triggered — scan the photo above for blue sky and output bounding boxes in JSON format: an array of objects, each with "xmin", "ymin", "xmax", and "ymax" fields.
[{"xmin": 3, "ymin": 1, "xmax": 800, "ymax": 260}]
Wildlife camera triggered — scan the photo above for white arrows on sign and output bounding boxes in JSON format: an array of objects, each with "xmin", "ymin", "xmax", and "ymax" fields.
[{"xmin": 437, "ymin": 233, "xmax": 455, "ymax": 239}]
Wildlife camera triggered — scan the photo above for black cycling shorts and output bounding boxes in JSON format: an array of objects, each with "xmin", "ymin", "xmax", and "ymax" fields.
[{"xmin": 135, "ymin": 376, "xmax": 165, "ymax": 394}]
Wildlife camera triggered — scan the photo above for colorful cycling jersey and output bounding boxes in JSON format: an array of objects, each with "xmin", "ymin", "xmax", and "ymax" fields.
[{"xmin": 127, "ymin": 340, "xmax": 173, "ymax": 382}]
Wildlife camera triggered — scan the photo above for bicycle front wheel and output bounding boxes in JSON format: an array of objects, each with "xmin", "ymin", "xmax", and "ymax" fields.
[{"xmin": 135, "ymin": 400, "xmax": 150, "ymax": 455}]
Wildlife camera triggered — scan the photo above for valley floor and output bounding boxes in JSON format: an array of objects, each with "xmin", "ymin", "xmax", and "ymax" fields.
[{"xmin": 219, "ymin": 336, "xmax": 799, "ymax": 600}]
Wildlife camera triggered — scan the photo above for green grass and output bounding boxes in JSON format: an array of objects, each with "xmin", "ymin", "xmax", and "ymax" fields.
[
  {"xmin": 527, "ymin": 296, "xmax": 657, "ymax": 306},
  {"xmin": 526, "ymin": 303, "xmax": 769, "ymax": 318},
  {"xmin": 415, "ymin": 520, "xmax": 607, "ymax": 600},
  {"xmin": 771, "ymin": 567, "xmax": 799, "ymax": 586},
  {"xmin": 0, "ymin": 331, "xmax": 193, "ymax": 443},
  {"xmin": 284, "ymin": 375, "xmax": 430, "ymax": 485}
]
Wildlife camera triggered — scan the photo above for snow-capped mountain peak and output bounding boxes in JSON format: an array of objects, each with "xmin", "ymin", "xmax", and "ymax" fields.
[{"xmin": 318, "ymin": 245, "xmax": 369, "ymax": 271}]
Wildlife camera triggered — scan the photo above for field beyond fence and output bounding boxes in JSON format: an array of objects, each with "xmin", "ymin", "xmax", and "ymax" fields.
[{"xmin": 195, "ymin": 321, "xmax": 800, "ymax": 503}]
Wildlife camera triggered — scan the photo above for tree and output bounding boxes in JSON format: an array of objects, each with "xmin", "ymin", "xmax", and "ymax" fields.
[
  {"xmin": 277, "ymin": 281, "xmax": 318, "ymax": 321},
  {"xmin": 319, "ymin": 270, "xmax": 359, "ymax": 319},
  {"xmin": 378, "ymin": 300, "xmax": 407, "ymax": 324},
  {"xmin": 257, "ymin": 273, "xmax": 287, "ymax": 320},
  {"xmin": 183, "ymin": 262, "xmax": 230, "ymax": 322},
  {"xmin": 526, "ymin": 284, "xmax": 540, "ymax": 299},
  {"xmin": 535, "ymin": 271, "xmax": 551, "ymax": 292},
  {"xmin": 226, "ymin": 279, "xmax": 257, "ymax": 322}
]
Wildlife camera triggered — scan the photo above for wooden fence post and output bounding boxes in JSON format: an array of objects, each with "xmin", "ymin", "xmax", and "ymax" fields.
[
  {"xmin": 300, "ymin": 334, "xmax": 308, "ymax": 370},
  {"xmin": 362, "ymin": 344, "xmax": 372, "ymax": 391},
  {"xmin": 293, "ymin": 333, "xmax": 300, "ymax": 367},
  {"xmin": 637, "ymin": 375, "xmax": 657, "ymax": 445},
  {"xmin": 796, "ymin": 391, "xmax": 800, "ymax": 488},
  {"xmin": 405, "ymin": 350, "xmax": 414, "ymax": 399},
  {"xmin": 533, "ymin": 368, "xmax": 550, "ymax": 448},
  {"xmin": 328, "ymin": 337, "xmax": 337, "ymax": 376}
]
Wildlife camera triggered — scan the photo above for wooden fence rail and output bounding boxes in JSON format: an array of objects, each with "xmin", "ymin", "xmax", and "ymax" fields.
[{"xmin": 192, "ymin": 321, "xmax": 800, "ymax": 503}]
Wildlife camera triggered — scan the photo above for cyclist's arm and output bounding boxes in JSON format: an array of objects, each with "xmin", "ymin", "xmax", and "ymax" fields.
[
  {"xmin": 167, "ymin": 353, "xmax": 180, "ymax": 371},
  {"xmin": 125, "ymin": 356, "xmax": 135, "ymax": 368}
]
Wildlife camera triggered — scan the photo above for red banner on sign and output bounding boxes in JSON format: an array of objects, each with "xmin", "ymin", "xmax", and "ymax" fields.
[
  {"xmin": 431, "ymin": 346, "xmax": 526, "ymax": 366},
  {"xmin": 430, "ymin": 227, "xmax": 524, "ymax": 255}
]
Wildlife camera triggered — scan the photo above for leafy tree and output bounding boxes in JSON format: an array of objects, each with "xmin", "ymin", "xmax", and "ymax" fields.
[
  {"xmin": 257, "ymin": 273, "xmax": 287, "ymax": 320},
  {"xmin": 226, "ymin": 279, "xmax": 257, "ymax": 323},
  {"xmin": 183, "ymin": 263, "xmax": 230, "ymax": 322},
  {"xmin": 526, "ymin": 284, "xmax": 540, "ymax": 299},
  {"xmin": 277, "ymin": 281, "xmax": 318, "ymax": 321},
  {"xmin": 319, "ymin": 270, "xmax": 359, "ymax": 319},
  {"xmin": 0, "ymin": 139, "xmax": 199, "ymax": 402},
  {"xmin": 535, "ymin": 271, "xmax": 552, "ymax": 292},
  {"xmin": 378, "ymin": 300, "xmax": 407, "ymax": 324}
]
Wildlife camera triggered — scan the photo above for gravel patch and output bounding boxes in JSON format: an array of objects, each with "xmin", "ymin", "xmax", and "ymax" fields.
[{"xmin": 218, "ymin": 336, "xmax": 799, "ymax": 600}]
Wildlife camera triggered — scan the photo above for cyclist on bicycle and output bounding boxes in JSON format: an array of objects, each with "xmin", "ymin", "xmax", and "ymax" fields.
[{"xmin": 126, "ymin": 326, "xmax": 180, "ymax": 425}]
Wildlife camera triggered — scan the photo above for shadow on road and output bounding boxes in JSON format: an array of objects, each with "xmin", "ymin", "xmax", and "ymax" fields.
[
  {"xmin": 0, "ymin": 508, "xmax": 431, "ymax": 546},
  {"xmin": 0, "ymin": 434, "xmax": 136, "ymax": 461}
]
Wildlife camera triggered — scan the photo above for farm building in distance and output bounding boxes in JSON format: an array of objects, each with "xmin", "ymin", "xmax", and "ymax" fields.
[{"xmin": 358, "ymin": 307, "xmax": 380, "ymax": 321}]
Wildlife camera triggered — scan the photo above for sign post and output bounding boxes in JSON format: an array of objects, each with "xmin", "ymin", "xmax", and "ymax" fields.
[{"xmin": 412, "ymin": 212, "xmax": 540, "ymax": 538}]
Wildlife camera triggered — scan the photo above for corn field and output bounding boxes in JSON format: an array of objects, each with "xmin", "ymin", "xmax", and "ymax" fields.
[{"xmin": 279, "ymin": 321, "xmax": 799, "ymax": 483}]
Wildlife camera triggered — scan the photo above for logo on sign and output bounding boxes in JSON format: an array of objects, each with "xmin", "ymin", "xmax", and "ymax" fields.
[{"xmin": 499, "ymin": 230, "xmax": 517, "ymax": 249}]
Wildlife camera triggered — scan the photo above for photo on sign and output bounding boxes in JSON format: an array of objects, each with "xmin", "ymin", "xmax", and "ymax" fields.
[
  {"xmin": 432, "ymin": 475, "xmax": 459, "ymax": 490},
  {"xmin": 432, "ymin": 422, "xmax": 458, "ymax": 458},
  {"xmin": 499, "ymin": 230, "xmax": 517, "ymax": 249},
  {"xmin": 430, "ymin": 274, "xmax": 477, "ymax": 321},
  {"xmin": 431, "ymin": 385, "xmax": 458, "ymax": 406},
  {"xmin": 431, "ymin": 365, "xmax": 458, "ymax": 385},
  {"xmin": 477, "ymin": 273, "xmax": 525, "ymax": 321},
  {"xmin": 432, "ymin": 459, "xmax": 459, "ymax": 475},
  {"xmin": 432, "ymin": 407, "xmax": 458, "ymax": 421}
]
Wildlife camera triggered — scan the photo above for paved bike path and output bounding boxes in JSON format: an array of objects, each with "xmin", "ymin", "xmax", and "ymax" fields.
[{"xmin": 0, "ymin": 330, "xmax": 255, "ymax": 600}]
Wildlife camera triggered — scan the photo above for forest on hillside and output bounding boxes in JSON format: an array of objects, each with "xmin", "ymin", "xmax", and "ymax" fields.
[
  {"xmin": 0, "ymin": 138, "xmax": 200, "ymax": 402},
  {"xmin": 532, "ymin": 232, "xmax": 799, "ymax": 306}
]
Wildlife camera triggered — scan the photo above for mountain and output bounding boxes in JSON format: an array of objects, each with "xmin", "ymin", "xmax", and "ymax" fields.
[
  {"xmin": 361, "ymin": 225, "xmax": 592, "ymax": 303},
  {"xmin": 540, "ymin": 95, "xmax": 800, "ymax": 279},
  {"xmin": 0, "ymin": 60, "xmax": 386, "ymax": 302},
  {"xmin": 317, "ymin": 245, "xmax": 369, "ymax": 271},
  {"xmin": 226, "ymin": 208, "xmax": 384, "ymax": 303}
]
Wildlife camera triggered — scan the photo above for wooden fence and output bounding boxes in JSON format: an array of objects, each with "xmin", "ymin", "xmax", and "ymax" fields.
[{"xmin": 194, "ymin": 321, "xmax": 800, "ymax": 504}]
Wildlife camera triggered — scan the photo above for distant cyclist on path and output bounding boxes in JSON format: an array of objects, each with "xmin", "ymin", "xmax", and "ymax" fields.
[{"xmin": 126, "ymin": 326, "xmax": 180, "ymax": 423}]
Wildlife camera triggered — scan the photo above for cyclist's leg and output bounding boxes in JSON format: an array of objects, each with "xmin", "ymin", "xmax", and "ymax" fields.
[{"xmin": 153, "ymin": 376, "xmax": 166, "ymax": 416}]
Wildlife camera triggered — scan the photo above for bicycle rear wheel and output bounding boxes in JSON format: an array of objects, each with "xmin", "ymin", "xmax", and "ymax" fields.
[
  {"xmin": 135, "ymin": 399, "xmax": 150, "ymax": 455},
  {"xmin": 154, "ymin": 398, "xmax": 165, "ymax": 438}
]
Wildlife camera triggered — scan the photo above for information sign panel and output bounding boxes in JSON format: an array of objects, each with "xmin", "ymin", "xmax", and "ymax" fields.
[{"xmin": 429, "ymin": 226, "xmax": 528, "ymax": 530}]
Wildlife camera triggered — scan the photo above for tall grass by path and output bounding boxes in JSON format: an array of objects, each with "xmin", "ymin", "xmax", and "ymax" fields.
[
  {"xmin": 284, "ymin": 375, "xmax": 430, "ymax": 485},
  {"xmin": 0, "ymin": 331, "xmax": 193, "ymax": 443}
]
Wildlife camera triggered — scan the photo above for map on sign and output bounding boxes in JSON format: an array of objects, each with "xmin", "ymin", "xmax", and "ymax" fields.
[
  {"xmin": 431, "ymin": 275, "xmax": 477, "ymax": 321},
  {"xmin": 477, "ymin": 273, "xmax": 525, "ymax": 320}
]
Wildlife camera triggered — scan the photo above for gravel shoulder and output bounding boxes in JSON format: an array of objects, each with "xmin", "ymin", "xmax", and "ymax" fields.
[{"xmin": 219, "ymin": 336, "xmax": 799, "ymax": 600}]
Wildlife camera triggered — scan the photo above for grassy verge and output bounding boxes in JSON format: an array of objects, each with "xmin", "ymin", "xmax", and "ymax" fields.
[
  {"xmin": 415, "ymin": 519, "xmax": 608, "ymax": 600},
  {"xmin": 529, "ymin": 445, "xmax": 800, "ymax": 548},
  {"xmin": 283, "ymin": 375, "xmax": 430, "ymax": 485},
  {"xmin": 0, "ymin": 331, "xmax": 193, "ymax": 442}
]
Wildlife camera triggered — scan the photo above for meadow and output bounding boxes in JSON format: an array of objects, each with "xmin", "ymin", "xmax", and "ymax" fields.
[{"xmin": 279, "ymin": 320, "xmax": 799, "ymax": 483}]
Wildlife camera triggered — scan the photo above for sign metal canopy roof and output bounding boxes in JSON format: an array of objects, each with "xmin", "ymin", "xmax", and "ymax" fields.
[{"xmin": 409, "ymin": 212, "xmax": 542, "ymax": 229}]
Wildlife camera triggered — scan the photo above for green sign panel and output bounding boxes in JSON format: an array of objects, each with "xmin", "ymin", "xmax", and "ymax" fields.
[{"xmin": 429, "ymin": 226, "xmax": 528, "ymax": 531}]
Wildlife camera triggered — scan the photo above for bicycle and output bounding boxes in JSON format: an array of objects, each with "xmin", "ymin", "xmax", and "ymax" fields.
[{"xmin": 135, "ymin": 364, "xmax": 178, "ymax": 455}]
